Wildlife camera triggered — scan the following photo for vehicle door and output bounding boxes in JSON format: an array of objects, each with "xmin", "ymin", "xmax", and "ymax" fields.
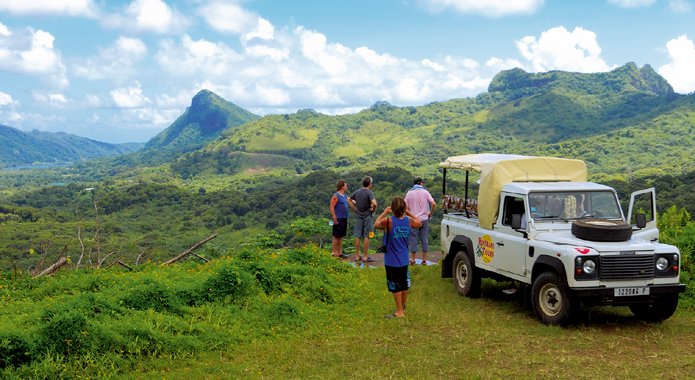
[
  {"xmin": 489, "ymin": 194, "xmax": 528, "ymax": 277},
  {"xmin": 627, "ymin": 188, "xmax": 658, "ymax": 242}
]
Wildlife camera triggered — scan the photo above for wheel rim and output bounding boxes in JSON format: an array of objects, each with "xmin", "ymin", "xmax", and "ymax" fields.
[
  {"xmin": 538, "ymin": 283, "xmax": 562, "ymax": 317},
  {"xmin": 456, "ymin": 260, "xmax": 469, "ymax": 290}
]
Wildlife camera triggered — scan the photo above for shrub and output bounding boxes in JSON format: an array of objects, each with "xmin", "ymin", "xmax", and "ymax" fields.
[
  {"xmin": 121, "ymin": 279, "xmax": 181, "ymax": 314},
  {"xmin": 38, "ymin": 311, "xmax": 87, "ymax": 355},
  {"xmin": 261, "ymin": 295, "xmax": 307, "ymax": 329},
  {"xmin": 202, "ymin": 263, "xmax": 256, "ymax": 303},
  {"xmin": 0, "ymin": 332, "xmax": 34, "ymax": 369}
]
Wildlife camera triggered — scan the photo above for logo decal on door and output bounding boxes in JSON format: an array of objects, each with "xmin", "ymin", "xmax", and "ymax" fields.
[{"xmin": 477, "ymin": 234, "xmax": 495, "ymax": 264}]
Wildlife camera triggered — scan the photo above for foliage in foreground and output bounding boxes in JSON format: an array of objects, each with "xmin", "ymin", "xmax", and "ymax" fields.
[{"xmin": 0, "ymin": 245, "xmax": 385, "ymax": 378}]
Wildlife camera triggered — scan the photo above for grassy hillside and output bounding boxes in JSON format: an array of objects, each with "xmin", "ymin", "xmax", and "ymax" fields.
[
  {"xmin": 1, "ymin": 241, "xmax": 693, "ymax": 379},
  {"xmin": 0, "ymin": 125, "xmax": 144, "ymax": 168},
  {"xmin": 162, "ymin": 63, "xmax": 692, "ymax": 182}
]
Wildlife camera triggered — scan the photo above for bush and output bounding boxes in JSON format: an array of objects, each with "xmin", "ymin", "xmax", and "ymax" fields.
[
  {"xmin": 0, "ymin": 332, "xmax": 34, "ymax": 369},
  {"xmin": 202, "ymin": 263, "xmax": 256, "ymax": 303},
  {"xmin": 38, "ymin": 311, "xmax": 88, "ymax": 355},
  {"xmin": 121, "ymin": 279, "xmax": 181, "ymax": 314}
]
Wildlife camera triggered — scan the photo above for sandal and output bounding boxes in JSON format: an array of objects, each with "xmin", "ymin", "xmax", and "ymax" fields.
[
  {"xmin": 409, "ymin": 259, "xmax": 416, "ymax": 265},
  {"xmin": 384, "ymin": 313, "xmax": 404, "ymax": 319}
]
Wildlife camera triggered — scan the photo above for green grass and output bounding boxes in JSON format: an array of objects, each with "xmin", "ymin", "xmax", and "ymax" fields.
[
  {"xmin": 2, "ymin": 248, "xmax": 693, "ymax": 379},
  {"xmin": 139, "ymin": 267, "xmax": 695, "ymax": 379}
]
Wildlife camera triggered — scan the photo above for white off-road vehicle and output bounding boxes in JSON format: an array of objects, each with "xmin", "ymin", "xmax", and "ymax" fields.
[{"xmin": 439, "ymin": 154, "xmax": 685, "ymax": 325}]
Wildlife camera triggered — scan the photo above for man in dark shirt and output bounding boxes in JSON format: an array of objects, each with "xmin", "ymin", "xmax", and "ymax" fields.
[{"xmin": 349, "ymin": 176, "xmax": 377, "ymax": 262}]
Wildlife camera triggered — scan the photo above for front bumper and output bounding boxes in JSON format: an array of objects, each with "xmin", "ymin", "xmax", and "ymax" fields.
[{"xmin": 571, "ymin": 284, "xmax": 686, "ymax": 306}]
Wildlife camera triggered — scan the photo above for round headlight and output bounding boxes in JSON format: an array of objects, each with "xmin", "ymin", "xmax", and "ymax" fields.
[
  {"xmin": 583, "ymin": 259, "xmax": 596, "ymax": 274},
  {"xmin": 656, "ymin": 257, "xmax": 669, "ymax": 271}
]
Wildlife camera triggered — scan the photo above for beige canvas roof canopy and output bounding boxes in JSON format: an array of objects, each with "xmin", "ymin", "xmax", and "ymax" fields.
[{"xmin": 439, "ymin": 154, "xmax": 587, "ymax": 229}]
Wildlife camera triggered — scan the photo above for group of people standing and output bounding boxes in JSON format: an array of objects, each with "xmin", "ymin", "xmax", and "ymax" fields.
[{"xmin": 329, "ymin": 176, "xmax": 436, "ymax": 319}]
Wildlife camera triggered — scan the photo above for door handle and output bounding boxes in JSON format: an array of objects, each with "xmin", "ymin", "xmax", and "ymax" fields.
[
  {"xmin": 496, "ymin": 242, "xmax": 504, "ymax": 246},
  {"xmin": 650, "ymin": 238, "xmax": 658, "ymax": 242}
]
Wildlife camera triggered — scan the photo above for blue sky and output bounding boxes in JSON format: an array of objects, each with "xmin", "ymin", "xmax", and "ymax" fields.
[{"xmin": 1, "ymin": 0, "xmax": 694, "ymax": 143}]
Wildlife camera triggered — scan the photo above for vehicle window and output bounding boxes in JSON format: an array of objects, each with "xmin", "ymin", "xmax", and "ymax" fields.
[
  {"xmin": 529, "ymin": 191, "xmax": 621, "ymax": 221},
  {"xmin": 630, "ymin": 192, "xmax": 654, "ymax": 223},
  {"xmin": 502, "ymin": 196, "xmax": 525, "ymax": 226}
]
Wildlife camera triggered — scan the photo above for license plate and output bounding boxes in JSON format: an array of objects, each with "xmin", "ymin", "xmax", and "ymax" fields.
[{"xmin": 614, "ymin": 287, "xmax": 650, "ymax": 297}]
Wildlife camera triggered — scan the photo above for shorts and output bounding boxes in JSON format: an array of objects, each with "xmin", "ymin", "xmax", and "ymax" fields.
[
  {"xmin": 353, "ymin": 215, "xmax": 374, "ymax": 238},
  {"xmin": 408, "ymin": 219, "xmax": 430, "ymax": 252},
  {"xmin": 385, "ymin": 265, "xmax": 411, "ymax": 293},
  {"xmin": 332, "ymin": 218, "xmax": 348, "ymax": 238}
]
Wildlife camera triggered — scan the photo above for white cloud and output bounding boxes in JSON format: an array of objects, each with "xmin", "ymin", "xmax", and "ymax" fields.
[
  {"xmin": 0, "ymin": 111, "xmax": 64, "ymax": 130},
  {"xmin": 0, "ymin": 23, "xmax": 68, "ymax": 88},
  {"xmin": 516, "ymin": 26, "xmax": 611, "ymax": 73},
  {"xmin": 49, "ymin": 94, "xmax": 69, "ymax": 107},
  {"xmin": 197, "ymin": 1, "xmax": 258, "ymax": 34},
  {"xmin": 102, "ymin": 0, "xmax": 189, "ymax": 34},
  {"xmin": 245, "ymin": 45, "xmax": 289, "ymax": 61},
  {"xmin": 72, "ymin": 36, "xmax": 147, "ymax": 81},
  {"xmin": 485, "ymin": 57, "xmax": 524, "ymax": 71},
  {"xmin": 241, "ymin": 18, "xmax": 275, "ymax": 44},
  {"xmin": 608, "ymin": 0, "xmax": 655, "ymax": 7},
  {"xmin": 153, "ymin": 26, "xmax": 494, "ymax": 113},
  {"xmin": 0, "ymin": 91, "xmax": 16, "ymax": 107},
  {"xmin": 116, "ymin": 108, "xmax": 181, "ymax": 128},
  {"xmin": 416, "ymin": 0, "xmax": 545, "ymax": 16},
  {"xmin": 155, "ymin": 35, "xmax": 242, "ymax": 77},
  {"xmin": 110, "ymin": 81, "xmax": 152, "ymax": 107},
  {"xmin": 0, "ymin": 24, "xmax": 63, "ymax": 74},
  {"xmin": 86, "ymin": 94, "xmax": 103, "ymax": 107},
  {"xmin": 668, "ymin": 0, "xmax": 692, "ymax": 12},
  {"xmin": 658, "ymin": 35, "xmax": 695, "ymax": 94},
  {"xmin": 0, "ymin": 0, "xmax": 98, "ymax": 17}
]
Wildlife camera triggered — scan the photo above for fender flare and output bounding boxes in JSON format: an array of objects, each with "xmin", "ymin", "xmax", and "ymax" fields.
[
  {"xmin": 532, "ymin": 255, "xmax": 568, "ymax": 283},
  {"xmin": 442, "ymin": 235, "xmax": 475, "ymax": 278}
]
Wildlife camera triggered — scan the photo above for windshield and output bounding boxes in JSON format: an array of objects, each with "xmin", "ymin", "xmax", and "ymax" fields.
[{"xmin": 528, "ymin": 191, "xmax": 622, "ymax": 222}]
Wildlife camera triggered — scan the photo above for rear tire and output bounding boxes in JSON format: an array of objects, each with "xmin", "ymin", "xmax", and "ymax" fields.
[
  {"xmin": 531, "ymin": 272, "xmax": 574, "ymax": 326},
  {"xmin": 629, "ymin": 294, "xmax": 679, "ymax": 322},
  {"xmin": 452, "ymin": 251, "xmax": 481, "ymax": 298}
]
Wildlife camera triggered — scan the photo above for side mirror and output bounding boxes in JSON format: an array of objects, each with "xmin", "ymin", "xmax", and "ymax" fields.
[
  {"xmin": 635, "ymin": 213, "xmax": 647, "ymax": 229},
  {"xmin": 511, "ymin": 214, "xmax": 522, "ymax": 230}
]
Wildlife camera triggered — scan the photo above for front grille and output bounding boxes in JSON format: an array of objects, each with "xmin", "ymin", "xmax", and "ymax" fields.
[{"xmin": 599, "ymin": 255, "xmax": 654, "ymax": 280}]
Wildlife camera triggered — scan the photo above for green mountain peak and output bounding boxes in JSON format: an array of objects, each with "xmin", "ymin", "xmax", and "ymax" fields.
[
  {"xmin": 488, "ymin": 63, "xmax": 673, "ymax": 97},
  {"xmin": 143, "ymin": 90, "xmax": 260, "ymax": 152}
]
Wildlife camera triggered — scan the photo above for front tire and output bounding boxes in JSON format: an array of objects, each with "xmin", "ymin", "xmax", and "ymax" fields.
[
  {"xmin": 452, "ymin": 251, "xmax": 480, "ymax": 298},
  {"xmin": 531, "ymin": 272, "xmax": 574, "ymax": 325},
  {"xmin": 629, "ymin": 294, "xmax": 679, "ymax": 322}
]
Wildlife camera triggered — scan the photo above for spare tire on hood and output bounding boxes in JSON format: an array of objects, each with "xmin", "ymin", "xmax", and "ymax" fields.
[{"xmin": 571, "ymin": 219, "xmax": 632, "ymax": 242}]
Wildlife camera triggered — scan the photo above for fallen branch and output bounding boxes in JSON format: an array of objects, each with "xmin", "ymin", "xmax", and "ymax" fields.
[
  {"xmin": 135, "ymin": 246, "xmax": 146, "ymax": 265},
  {"xmin": 162, "ymin": 234, "xmax": 218, "ymax": 266},
  {"xmin": 189, "ymin": 252, "xmax": 211, "ymax": 263},
  {"xmin": 34, "ymin": 257, "xmax": 68, "ymax": 278},
  {"xmin": 117, "ymin": 260, "xmax": 134, "ymax": 271},
  {"xmin": 97, "ymin": 252, "xmax": 116, "ymax": 268}
]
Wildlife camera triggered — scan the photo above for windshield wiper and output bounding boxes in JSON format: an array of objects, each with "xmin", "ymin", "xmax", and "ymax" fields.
[{"xmin": 534, "ymin": 215, "xmax": 570, "ymax": 222}]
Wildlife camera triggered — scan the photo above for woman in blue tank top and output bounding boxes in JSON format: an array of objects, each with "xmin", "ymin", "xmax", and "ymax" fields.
[
  {"xmin": 374, "ymin": 196, "xmax": 421, "ymax": 319},
  {"xmin": 330, "ymin": 180, "xmax": 350, "ymax": 258}
]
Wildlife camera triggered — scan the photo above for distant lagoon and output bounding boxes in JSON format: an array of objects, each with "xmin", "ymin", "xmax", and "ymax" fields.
[{"xmin": 3, "ymin": 163, "xmax": 73, "ymax": 171}]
